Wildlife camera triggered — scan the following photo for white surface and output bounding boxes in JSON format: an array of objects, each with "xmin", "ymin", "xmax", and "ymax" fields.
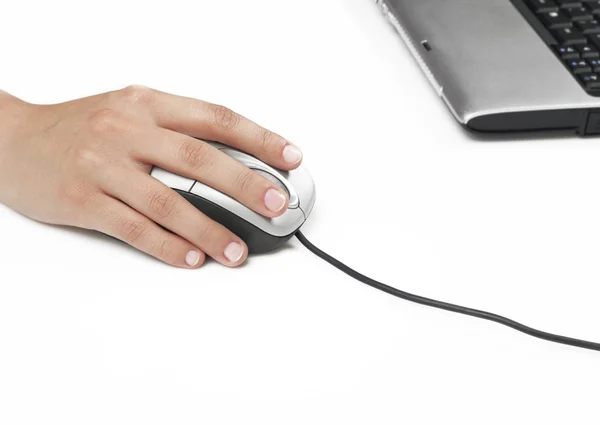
[{"xmin": 1, "ymin": 1, "xmax": 599, "ymax": 424}]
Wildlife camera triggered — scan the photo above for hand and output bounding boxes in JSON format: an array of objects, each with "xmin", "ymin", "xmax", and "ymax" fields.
[{"xmin": 0, "ymin": 86, "xmax": 303, "ymax": 268}]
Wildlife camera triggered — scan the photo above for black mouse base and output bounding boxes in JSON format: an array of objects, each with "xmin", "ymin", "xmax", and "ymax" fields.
[{"xmin": 176, "ymin": 190, "xmax": 295, "ymax": 254}]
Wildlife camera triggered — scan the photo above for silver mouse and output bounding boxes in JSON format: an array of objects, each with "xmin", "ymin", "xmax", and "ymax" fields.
[{"xmin": 150, "ymin": 142, "xmax": 316, "ymax": 254}]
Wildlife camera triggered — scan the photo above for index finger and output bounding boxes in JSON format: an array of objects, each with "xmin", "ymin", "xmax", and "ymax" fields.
[{"xmin": 139, "ymin": 87, "xmax": 303, "ymax": 171}]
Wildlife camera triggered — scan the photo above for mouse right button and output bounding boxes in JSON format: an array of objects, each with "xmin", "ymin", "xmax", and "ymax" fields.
[
  {"xmin": 252, "ymin": 169, "xmax": 299, "ymax": 209},
  {"xmin": 285, "ymin": 167, "xmax": 316, "ymax": 218}
]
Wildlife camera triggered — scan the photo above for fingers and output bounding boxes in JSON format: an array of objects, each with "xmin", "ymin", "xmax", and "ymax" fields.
[
  {"xmin": 130, "ymin": 86, "xmax": 303, "ymax": 171},
  {"xmin": 92, "ymin": 195, "xmax": 206, "ymax": 269},
  {"xmin": 129, "ymin": 127, "xmax": 290, "ymax": 218},
  {"xmin": 99, "ymin": 167, "xmax": 248, "ymax": 267}
]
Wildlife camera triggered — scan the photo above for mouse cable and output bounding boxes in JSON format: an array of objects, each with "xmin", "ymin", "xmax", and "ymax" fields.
[{"xmin": 295, "ymin": 231, "xmax": 600, "ymax": 353}]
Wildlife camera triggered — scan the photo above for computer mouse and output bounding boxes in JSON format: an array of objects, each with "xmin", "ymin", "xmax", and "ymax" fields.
[{"xmin": 150, "ymin": 142, "xmax": 316, "ymax": 254}]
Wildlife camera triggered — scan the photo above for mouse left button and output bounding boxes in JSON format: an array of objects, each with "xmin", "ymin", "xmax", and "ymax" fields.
[{"xmin": 150, "ymin": 167, "xmax": 195, "ymax": 192}]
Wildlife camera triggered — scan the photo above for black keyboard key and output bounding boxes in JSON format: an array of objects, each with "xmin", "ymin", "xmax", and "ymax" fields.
[
  {"xmin": 557, "ymin": 44, "xmax": 581, "ymax": 57},
  {"xmin": 579, "ymin": 72, "xmax": 600, "ymax": 88},
  {"xmin": 567, "ymin": 58, "xmax": 593, "ymax": 72},
  {"xmin": 556, "ymin": 0, "xmax": 583, "ymax": 8},
  {"xmin": 565, "ymin": 5, "xmax": 594, "ymax": 20},
  {"xmin": 576, "ymin": 19, "xmax": 600, "ymax": 32},
  {"xmin": 553, "ymin": 27, "xmax": 588, "ymax": 43},
  {"xmin": 582, "ymin": 1, "xmax": 600, "ymax": 14},
  {"xmin": 578, "ymin": 44, "xmax": 600, "ymax": 56},
  {"xmin": 528, "ymin": 0, "xmax": 560, "ymax": 13},
  {"xmin": 588, "ymin": 58, "xmax": 600, "ymax": 70},
  {"xmin": 587, "ymin": 32, "xmax": 600, "ymax": 48},
  {"xmin": 587, "ymin": 58, "xmax": 600, "ymax": 71},
  {"xmin": 541, "ymin": 10, "xmax": 572, "ymax": 27}
]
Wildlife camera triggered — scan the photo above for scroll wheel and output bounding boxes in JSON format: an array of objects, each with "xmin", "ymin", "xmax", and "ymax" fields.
[{"xmin": 252, "ymin": 169, "xmax": 289, "ymax": 197}]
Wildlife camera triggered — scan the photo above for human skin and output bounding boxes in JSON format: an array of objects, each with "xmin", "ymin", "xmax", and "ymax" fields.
[{"xmin": 0, "ymin": 86, "xmax": 303, "ymax": 268}]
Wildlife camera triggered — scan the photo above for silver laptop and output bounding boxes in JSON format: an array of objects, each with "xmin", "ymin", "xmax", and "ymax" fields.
[{"xmin": 375, "ymin": 0, "xmax": 600, "ymax": 135}]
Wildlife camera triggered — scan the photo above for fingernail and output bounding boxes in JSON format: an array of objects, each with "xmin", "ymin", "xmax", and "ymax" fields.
[
  {"xmin": 185, "ymin": 250, "xmax": 201, "ymax": 267},
  {"xmin": 282, "ymin": 144, "xmax": 303, "ymax": 164},
  {"xmin": 264, "ymin": 188, "xmax": 287, "ymax": 212},
  {"xmin": 224, "ymin": 242, "xmax": 244, "ymax": 263}
]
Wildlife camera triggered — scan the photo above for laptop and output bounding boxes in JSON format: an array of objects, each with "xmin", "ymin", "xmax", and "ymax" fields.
[{"xmin": 375, "ymin": 0, "xmax": 600, "ymax": 135}]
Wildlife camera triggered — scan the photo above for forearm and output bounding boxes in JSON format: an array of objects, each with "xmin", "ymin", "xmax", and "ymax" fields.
[
  {"xmin": 0, "ymin": 91, "xmax": 34, "ymax": 207},
  {"xmin": 0, "ymin": 91, "xmax": 29, "ymax": 165},
  {"xmin": 0, "ymin": 91, "xmax": 16, "ymax": 135}
]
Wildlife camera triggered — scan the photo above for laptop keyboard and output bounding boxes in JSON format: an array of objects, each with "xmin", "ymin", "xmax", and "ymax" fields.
[{"xmin": 518, "ymin": 0, "xmax": 600, "ymax": 94}]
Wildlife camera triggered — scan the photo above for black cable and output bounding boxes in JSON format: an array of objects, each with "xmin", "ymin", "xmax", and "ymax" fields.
[{"xmin": 295, "ymin": 231, "xmax": 600, "ymax": 353}]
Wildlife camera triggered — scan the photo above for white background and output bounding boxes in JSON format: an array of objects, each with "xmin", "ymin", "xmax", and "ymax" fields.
[{"xmin": 1, "ymin": 0, "xmax": 599, "ymax": 423}]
